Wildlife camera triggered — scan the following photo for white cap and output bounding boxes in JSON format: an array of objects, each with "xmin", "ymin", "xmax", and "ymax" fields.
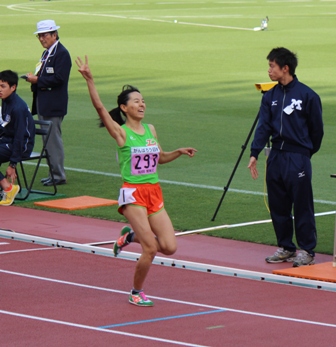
[{"xmin": 34, "ymin": 19, "xmax": 60, "ymax": 34}]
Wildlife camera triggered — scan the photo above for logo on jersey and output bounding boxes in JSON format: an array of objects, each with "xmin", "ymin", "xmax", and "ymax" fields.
[
  {"xmin": 0, "ymin": 113, "xmax": 11, "ymax": 128},
  {"xmin": 146, "ymin": 139, "xmax": 157, "ymax": 146},
  {"xmin": 283, "ymin": 99, "xmax": 303, "ymax": 115}
]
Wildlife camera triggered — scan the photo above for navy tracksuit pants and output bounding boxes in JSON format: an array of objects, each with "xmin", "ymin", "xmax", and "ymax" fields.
[
  {"xmin": 266, "ymin": 149, "xmax": 317, "ymax": 256},
  {"xmin": 0, "ymin": 142, "xmax": 13, "ymax": 181}
]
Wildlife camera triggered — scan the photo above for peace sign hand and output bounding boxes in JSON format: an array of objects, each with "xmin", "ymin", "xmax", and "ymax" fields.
[{"xmin": 75, "ymin": 55, "xmax": 93, "ymax": 81}]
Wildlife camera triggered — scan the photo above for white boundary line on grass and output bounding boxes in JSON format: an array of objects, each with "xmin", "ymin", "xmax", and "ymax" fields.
[
  {"xmin": 21, "ymin": 162, "xmax": 336, "ymax": 206},
  {"xmin": 85, "ymin": 211, "xmax": 335, "ymax": 245},
  {"xmin": 1, "ymin": 228, "xmax": 336, "ymax": 293},
  {"xmin": 5, "ymin": 3, "xmax": 256, "ymax": 31},
  {"xmin": 175, "ymin": 210, "xmax": 336, "ymax": 236}
]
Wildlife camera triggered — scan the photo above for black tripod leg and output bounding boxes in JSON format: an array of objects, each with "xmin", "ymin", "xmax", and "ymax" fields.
[{"xmin": 211, "ymin": 111, "xmax": 260, "ymax": 221}]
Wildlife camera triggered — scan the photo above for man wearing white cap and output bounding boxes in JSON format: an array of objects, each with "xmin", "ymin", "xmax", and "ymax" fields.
[{"xmin": 25, "ymin": 19, "xmax": 71, "ymax": 186}]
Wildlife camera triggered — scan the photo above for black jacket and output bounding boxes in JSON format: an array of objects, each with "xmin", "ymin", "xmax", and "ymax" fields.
[
  {"xmin": 0, "ymin": 92, "xmax": 35, "ymax": 163},
  {"xmin": 31, "ymin": 41, "xmax": 72, "ymax": 117}
]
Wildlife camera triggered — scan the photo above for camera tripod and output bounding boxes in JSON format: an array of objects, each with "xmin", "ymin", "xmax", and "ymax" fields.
[{"xmin": 211, "ymin": 82, "xmax": 277, "ymax": 221}]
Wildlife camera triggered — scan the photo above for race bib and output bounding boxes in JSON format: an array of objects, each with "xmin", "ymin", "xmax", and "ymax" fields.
[{"xmin": 131, "ymin": 145, "xmax": 160, "ymax": 175}]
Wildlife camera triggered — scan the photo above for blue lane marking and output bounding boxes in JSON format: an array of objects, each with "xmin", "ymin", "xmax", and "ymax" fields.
[{"xmin": 99, "ymin": 309, "xmax": 226, "ymax": 329}]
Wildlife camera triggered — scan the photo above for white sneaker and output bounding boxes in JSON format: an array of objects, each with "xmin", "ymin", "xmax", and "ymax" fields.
[
  {"xmin": 265, "ymin": 248, "xmax": 296, "ymax": 263},
  {"xmin": 293, "ymin": 250, "xmax": 315, "ymax": 267}
]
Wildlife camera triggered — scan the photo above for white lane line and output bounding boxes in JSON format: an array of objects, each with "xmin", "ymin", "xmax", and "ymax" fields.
[
  {"xmin": 0, "ymin": 247, "xmax": 56, "ymax": 255},
  {"xmin": 0, "ymin": 309, "xmax": 208, "ymax": 347},
  {"xmin": 1, "ymin": 269, "xmax": 336, "ymax": 328}
]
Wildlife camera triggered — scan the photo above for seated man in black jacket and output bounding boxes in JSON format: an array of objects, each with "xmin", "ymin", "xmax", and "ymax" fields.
[{"xmin": 0, "ymin": 70, "xmax": 35, "ymax": 206}]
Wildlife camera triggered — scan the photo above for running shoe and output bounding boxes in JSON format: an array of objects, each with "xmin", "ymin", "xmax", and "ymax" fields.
[
  {"xmin": 0, "ymin": 185, "xmax": 20, "ymax": 206},
  {"xmin": 265, "ymin": 248, "xmax": 296, "ymax": 263},
  {"xmin": 113, "ymin": 226, "xmax": 132, "ymax": 257},
  {"xmin": 293, "ymin": 250, "xmax": 315, "ymax": 267},
  {"xmin": 129, "ymin": 291, "xmax": 154, "ymax": 307}
]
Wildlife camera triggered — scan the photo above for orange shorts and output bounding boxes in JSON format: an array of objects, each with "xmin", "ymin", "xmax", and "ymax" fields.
[{"xmin": 118, "ymin": 182, "xmax": 164, "ymax": 216}]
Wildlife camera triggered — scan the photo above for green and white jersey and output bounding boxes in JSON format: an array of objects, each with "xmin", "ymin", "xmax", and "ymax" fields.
[{"xmin": 117, "ymin": 123, "xmax": 160, "ymax": 184}]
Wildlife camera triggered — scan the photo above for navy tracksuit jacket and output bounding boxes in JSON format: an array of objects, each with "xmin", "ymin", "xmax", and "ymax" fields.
[{"xmin": 0, "ymin": 92, "xmax": 35, "ymax": 181}]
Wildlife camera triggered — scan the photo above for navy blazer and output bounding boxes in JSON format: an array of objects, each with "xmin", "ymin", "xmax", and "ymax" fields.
[{"xmin": 31, "ymin": 41, "xmax": 71, "ymax": 117}]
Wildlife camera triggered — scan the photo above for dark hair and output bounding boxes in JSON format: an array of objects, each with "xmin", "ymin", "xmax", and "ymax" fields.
[
  {"xmin": 0, "ymin": 70, "xmax": 18, "ymax": 87},
  {"xmin": 267, "ymin": 47, "xmax": 298, "ymax": 76},
  {"xmin": 99, "ymin": 84, "xmax": 140, "ymax": 127}
]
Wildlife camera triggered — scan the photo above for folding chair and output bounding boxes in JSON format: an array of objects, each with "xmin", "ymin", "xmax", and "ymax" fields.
[{"xmin": 15, "ymin": 120, "xmax": 57, "ymax": 200}]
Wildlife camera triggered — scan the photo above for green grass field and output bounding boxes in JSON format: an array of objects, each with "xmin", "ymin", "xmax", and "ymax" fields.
[{"xmin": 1, "ymin": 0, "xmax": 336, "ymax": 254}]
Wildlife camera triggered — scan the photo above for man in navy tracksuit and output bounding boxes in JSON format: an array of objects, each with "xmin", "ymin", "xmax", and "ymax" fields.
[
  {"xmin": 0, "ymin": 70, "xmax": 35, "ymax": 206},
  {"xmin": 248, "ymin": 47, "xmax": 324, "ymax": 267}
]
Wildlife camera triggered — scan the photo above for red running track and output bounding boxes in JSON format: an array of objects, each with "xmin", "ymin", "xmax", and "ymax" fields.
[{"xmin": 1, "ymin": 206, "xmax": 336, "ymax": 346}]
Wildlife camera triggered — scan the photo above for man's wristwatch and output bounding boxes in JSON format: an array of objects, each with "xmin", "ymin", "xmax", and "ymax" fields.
[{"xmin": 9, "ymin": 163, "xmax": 17, "ymax": 169}]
